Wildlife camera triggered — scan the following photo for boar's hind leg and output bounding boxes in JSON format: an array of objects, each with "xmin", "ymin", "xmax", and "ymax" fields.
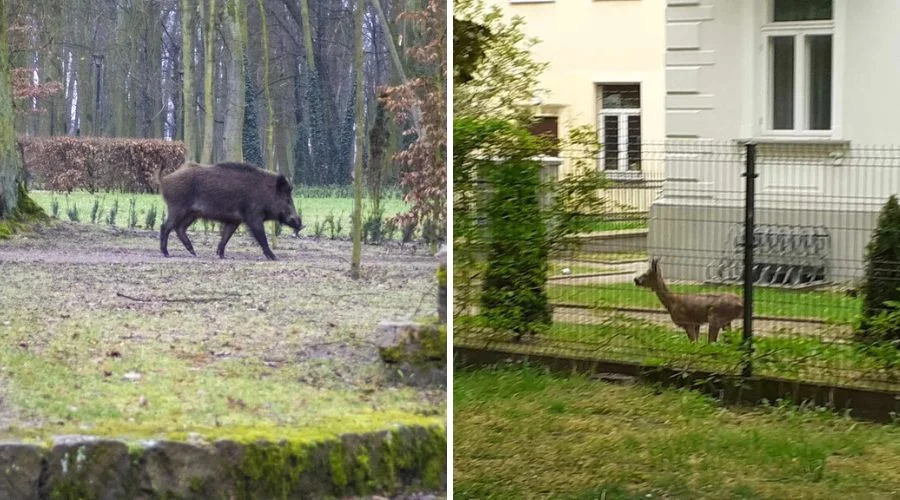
[
  {"xmin": 217, "ymin": 222, "xmax": 239, "ymax": 258},
  {"xmin": 247, "ymin": 220, "xmax": 277, "ymax": 261},
  {"xmin": 174, "ymin": 214, "xmax": 198, "ymax": 256},
  {"xmin": 160, "ymin": 212, "xmax": 178, "ymax": 257}
]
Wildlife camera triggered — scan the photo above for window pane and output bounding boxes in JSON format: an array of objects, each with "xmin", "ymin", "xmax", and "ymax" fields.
[
  {"xmin": 601, "ymin": 84, "xmax": 640, "ymax": 109},
  {"xmin": 627, "ymin": 115, "xmax": 641, "ymax": 171},
  {"xmin": 808, "ymin": 35, "xmax": 832, "ymax": 130},
  {"xmin": 772, "ymin": 36, "xmax": 795, "ymax": 130},
  {"xmin": 603, "ymin": 115, "xmax": 619, "ymax": 170},
  {"xmin": 773, "ymin": 0, "xmax": 832, "ymax": 22}
]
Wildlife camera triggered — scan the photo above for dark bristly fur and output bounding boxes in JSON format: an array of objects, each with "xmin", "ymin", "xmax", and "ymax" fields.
[
  {"xmin": 156, "ymin": 161, "xmax": 303, "ymax": 260},
  {"xmin": 634, "ymin": 258, "xmax": 743, "ymax": 343}
]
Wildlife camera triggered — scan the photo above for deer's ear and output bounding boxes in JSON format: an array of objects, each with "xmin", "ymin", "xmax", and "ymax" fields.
[{"xmin": 651, "ymin": 257, "xmax": 660, "ymax": 270}]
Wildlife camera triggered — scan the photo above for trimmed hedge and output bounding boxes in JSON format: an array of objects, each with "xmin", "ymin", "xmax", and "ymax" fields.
[{"xmin": 21, "ymin": 136, "xmax": 185, "ymax": 193}]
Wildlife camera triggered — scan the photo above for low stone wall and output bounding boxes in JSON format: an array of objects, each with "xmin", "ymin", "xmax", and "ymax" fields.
[{"xmin": 0, "ymin": 425, "xmax": 446, "ymax": 499}]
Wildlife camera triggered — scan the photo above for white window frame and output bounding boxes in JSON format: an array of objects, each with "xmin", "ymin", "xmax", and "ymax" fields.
[
  {"xmin": 759, "ymin": 1, "xmax": 837, "ymax": 138},
  {"xmin": 597, "ymin": 86, "xmax": 642, "ymax": 179}
]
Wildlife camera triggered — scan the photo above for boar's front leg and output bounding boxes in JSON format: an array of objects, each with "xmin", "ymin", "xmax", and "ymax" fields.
[
  {"xmin": 175, "ymin": 214, "xmax": 198, "ymax": 256},
  {"xmin": 217, "ymin": 222, "xmax": 240, "ymax": 258},
  {"xmin": 247, "ymin": 219, "xmax": 277, "ymax": 260}
]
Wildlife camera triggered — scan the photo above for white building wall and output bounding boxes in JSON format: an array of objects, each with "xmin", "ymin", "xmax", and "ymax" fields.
[{"xmin": 656, "ymin": 0, "xmax": 900, "ymax": 283}]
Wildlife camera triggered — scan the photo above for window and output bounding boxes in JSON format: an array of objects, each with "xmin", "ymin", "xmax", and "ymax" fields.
[
  {"xmin": 763, "ymin": 0, "xmax": 833, "ymax": 133},
  {"xmin": 597, "ymin": 84, "xmax": 641, "ymax": 173},
  {"xmin": 527, "ymin": 116, "xmax": 560, "ymax": 157}
]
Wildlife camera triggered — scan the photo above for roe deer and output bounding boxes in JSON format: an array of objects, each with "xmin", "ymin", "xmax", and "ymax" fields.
[{"xmin": 633, "ymin": 258, "xmax": 743, "ymax": 343}]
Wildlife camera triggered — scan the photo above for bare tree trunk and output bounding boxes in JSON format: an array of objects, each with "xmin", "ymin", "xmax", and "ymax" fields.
[
  {"xmin": 257, "ymin": 0, "xmax": 276, "ymax": 173},
  {"xmin": 181, "ymin": 0, "xmax": 196, "ymax": 161},
  {"xmin": 222, "ymin": 0, "xmax": 245, "ymax": 161},
  {"xmin": 200, "ymin": 0, "xmax": 216, "ymax": 163},
  {"xmin": 0, "ymin": 0, "xmax": 23, "ymax": 216},
  {"xmin": 350, "ymin": 0, "xmax": 365, "ymax": 279},
  {"xmin": 370, "ymin": 0, "xmax": 422, "ymax": 139}
]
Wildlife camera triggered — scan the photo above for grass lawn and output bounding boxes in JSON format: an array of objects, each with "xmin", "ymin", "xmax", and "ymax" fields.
[
  {"xmin": 0, "ymin": 223, "xmax": 444, "ymax": 442},
  {"xmin": 455, "ymin": 316, "xmax": 900, "ymax": 390},
  {"xmin": 454, "ymin": 365, "xmax": 900, "ymax": 499},
  {"xmin": 28, "ymin": 189, "xmax": 409, "ymax": 238},
  {"xmin": 548, "ymin": 261, "xmax": 621, "ymax": 277},
  {"xmin": 548, "ymin": 282, "xmax": 860, "ymax": 323},
  {"xmin": 565, "ymin": 250, "xmax": 648, "ymax": 263},
  {"xmin": 577, "ymin": 218, "xmax": 647, "ymax": 233}
]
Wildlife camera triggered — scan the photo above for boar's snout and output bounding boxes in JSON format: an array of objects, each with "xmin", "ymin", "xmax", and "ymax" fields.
[{"xmin": 286, "ymin": 215, "xmax": 303, "ymax": 231}]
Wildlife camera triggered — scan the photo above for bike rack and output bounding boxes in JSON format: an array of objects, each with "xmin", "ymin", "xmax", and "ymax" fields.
[{"xmin": 706, "ymin": 223, "xmax": 831, "ymax": 289}]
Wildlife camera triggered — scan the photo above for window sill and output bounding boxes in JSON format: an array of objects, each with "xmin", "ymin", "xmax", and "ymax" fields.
[{"xmin": 742, "ymin": 137, "xmax": 850, "ymax": 147}]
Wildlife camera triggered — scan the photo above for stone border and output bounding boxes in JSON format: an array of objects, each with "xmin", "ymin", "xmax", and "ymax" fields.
[{"xmin": 0, "ymin": 424, "xmax": 446, "ymax": 499}]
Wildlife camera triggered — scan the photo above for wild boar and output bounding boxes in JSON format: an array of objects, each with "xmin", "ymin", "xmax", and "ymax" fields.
[{"xmin": 155, "ymin": 161, "xmax": 303, "ymax": 260}]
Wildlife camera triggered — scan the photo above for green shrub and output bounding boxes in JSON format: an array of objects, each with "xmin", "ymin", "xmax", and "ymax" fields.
[
  {"xmin": 66, "ymin": 203, "xmax": 80, "ymax": 222},
  {"xmin": 362, "ymin": 209, "xmax": 384, "ymax": 244},
  {"xmin": 89, "ymin": 197, "xmax": 101, "ymax": 224},
  {"xmin": 144, "ymin": 204, "xmax": 158, "ymax": 230},
  {"xmin": 858, "ymin": 195, "xmax": 900, "ymax": 346},
  {"xmin": 313, "ymin": 217, "xmax": 325, "ymax": 239},
  {"xmin": 127, "ymin": 197, "xmax": 138, "ymax": 229},
  {"xmin": 105, "ymin": 199, "xmax": 118, "ymax": 226}
]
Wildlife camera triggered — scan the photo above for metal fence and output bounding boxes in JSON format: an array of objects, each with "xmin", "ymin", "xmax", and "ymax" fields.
[{"xmin": 456, "ymin": 141, "xmax": 900, "ymax": 393}]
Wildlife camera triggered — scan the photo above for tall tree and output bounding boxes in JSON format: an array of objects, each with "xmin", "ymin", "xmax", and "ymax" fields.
[
  {"xmin": 200, "ymin": 0, "xmax": 217, "ymax": 163},
  {"xmin": 0, "ymin": 0, "xmax": 22, "ymax": 216},
  {"xmin": 257, "ymin": 0, "xmax": 275, "ymax": 172},
  {"xmin": 242, "ymin": 61, "xmax": 263, "ymax": 166},
  {"xmin": 350, "ymin": 0, "xmax": 365, "ymax": 279},
  {"xmin": 181, "ymin": 0, "xmax": 197, "ymax": 161},
  {"xmin": 222, "ymin": 0, "xmax": 246, "ymax": 161}
]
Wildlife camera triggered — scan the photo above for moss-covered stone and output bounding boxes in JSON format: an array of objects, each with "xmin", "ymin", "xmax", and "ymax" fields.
[
  {"xmin": 375, "ymin": 320, "xmax": 446, "ymax": 365},
  {"xmin": 2, "ymin": 424, "xmax": 445, "ymax": 499}
]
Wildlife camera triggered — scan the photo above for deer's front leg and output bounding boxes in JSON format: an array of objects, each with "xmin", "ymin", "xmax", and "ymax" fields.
[
  {"xmin": 708, "ymin": 323, "xmax": 722, "ymax": 343},
  {"xmin": 681, "ymin": 324, "xmax": 699, "ymax": 342}
]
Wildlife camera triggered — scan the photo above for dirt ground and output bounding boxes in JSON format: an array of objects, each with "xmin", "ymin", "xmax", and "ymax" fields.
[{"xmin": 0, "ymin": 221, "xmax": 445, "ymax": 437}]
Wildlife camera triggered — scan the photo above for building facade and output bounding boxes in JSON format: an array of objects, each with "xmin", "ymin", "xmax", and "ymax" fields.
[
  {"xmin": 490, "ymin": 0, "xmax": 666, "ymax": 213},
  {"xmin": 652, "ymin": 0, "xmax": 900, "ymax": 283}
]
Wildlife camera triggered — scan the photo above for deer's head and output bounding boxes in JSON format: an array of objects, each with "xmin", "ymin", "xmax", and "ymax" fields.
[{"xmin": 634, "ymin": 257, "xmax": 661, "ymax": 288}]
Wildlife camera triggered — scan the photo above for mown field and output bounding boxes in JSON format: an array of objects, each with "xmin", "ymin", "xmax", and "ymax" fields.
[
  {"xmin": 0, "ymin": 222, "xmax": 444, "ymax": 442},
  {"xmin": 29, "ymin": 188, "xmax": 409, "ymax": 239},
  {"xmin": 547, "ymin": 281, "xmax": 859, "ymax": 323},
  {"xmin": 454, "ymin": 365, "xmax": 900, "ymax": 499}
]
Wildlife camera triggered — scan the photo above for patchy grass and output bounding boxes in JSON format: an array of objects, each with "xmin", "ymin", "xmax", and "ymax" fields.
[
  {"xmin": 548, "ymin": 261, "xmax": 620, "ymax": 278},
  {"xmin": 455, "ymin": 316, "xmax": 900, "ymax": 390},
  {"xmin": 454, "ymin": 365, "xmax": 900, "ymax": 499},
  {"xmin": 564, "ymin": 250, "xmax": 648, "ymax": 264},
  {"xmin": 28, "ymin": 190, "xmax": 408, "ymax": 237},
  {"xmin": 0, "ymin": 223, "xmax": 444, "ymax": 441},
  {"xmin": 572, "ymin": 216, "xmax": 647, "ymax": 233},
  {"xmin": 548, "ymin": 282, "xmax": 859, "ymax": 323}
]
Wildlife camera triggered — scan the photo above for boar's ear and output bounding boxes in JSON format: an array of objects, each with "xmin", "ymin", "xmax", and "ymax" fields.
[
  {"xmin": 276, "ymin": 175, "xmax": 292, "ymax": 194},
  {"xmin": 650, "ymin": 257, "xmax": 660, "ymax": 270}
]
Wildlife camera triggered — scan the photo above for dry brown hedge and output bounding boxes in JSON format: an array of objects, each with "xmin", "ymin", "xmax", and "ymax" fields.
[{"xmin": 20, "ymin": 137, "xmax": 185, "ymax": 193}]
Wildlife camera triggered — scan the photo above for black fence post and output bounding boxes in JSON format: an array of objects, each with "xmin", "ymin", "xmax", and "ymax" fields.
[{"xmin": 742, "ymin": 142, "xmax": 758, "ymax": 378}]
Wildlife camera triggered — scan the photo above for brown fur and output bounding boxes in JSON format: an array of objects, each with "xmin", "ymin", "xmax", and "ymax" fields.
[
  {"xmin": 634, "ymin": 258, "xmax": 743, "ymax": 343},
  {"xmin": 156, "ymin": 161, "xmax": 302, "ymax": 260}
]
